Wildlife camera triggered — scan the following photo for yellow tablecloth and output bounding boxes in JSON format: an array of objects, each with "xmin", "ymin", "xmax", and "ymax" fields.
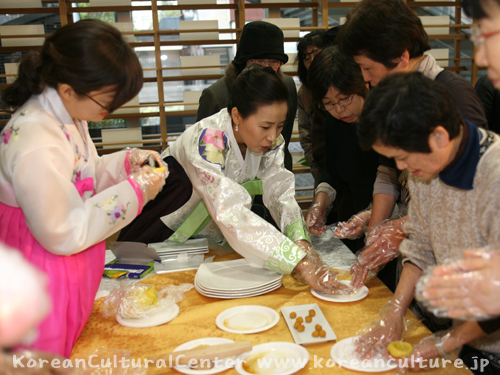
[{"xmin": 71, "ymin": 250, "xmax": 472, "ymax": 375}]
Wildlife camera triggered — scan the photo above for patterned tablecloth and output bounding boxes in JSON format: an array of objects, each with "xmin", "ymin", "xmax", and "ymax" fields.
[{"xmin": 71, "ymin": 232, "xmax": 471, "ymax": 375}]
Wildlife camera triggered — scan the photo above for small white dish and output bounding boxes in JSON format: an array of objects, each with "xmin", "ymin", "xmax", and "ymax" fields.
[
  {"xmin": 280, "ymin": 303, "xmax": 336, "ymax": 345},
  {"xmin": 215, "ymin": 305, "xmax": 280, "ymax": 334},
  {"xmin": 173, "ymin": 337, "xmax": 236, "ymax": 375},
  {"xmin": 234, "ymin": 342, "xmax": 309, "ymax": 375},
  {"xmin": 311, "ymin": 280, "xmax": 369, "ymax": 303},
  {"xmin": 330, "ymin": 337, "xmax": 398, "ymax": 373},
  {"xmin": 116, "ymin": 304, "xmax": 179, "ymax": 328}
]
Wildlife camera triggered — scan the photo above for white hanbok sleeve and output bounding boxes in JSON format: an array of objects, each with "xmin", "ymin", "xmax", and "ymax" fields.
[
  {"xmin": 258, "ymin": 136, "xmax": 311, "ymax": 243},
  {"xmin": 180, "ymin": 128, "xmax": 306, "ymax": 274},
  {"xmin": 5, "ymin": 117, "xmax": 142, "ymax": 255},
  {"xmin": 92, "ymin": 147, "xmax": 130, "ymax": 193}
]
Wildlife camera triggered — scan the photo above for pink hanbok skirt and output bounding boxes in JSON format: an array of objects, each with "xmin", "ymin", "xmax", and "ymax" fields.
[{"xmin": 0, "ymin": 201, "xmax": 105, "ymax": 357}]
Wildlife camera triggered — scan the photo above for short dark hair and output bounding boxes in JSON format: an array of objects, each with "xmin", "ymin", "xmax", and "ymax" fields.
[
  {"xmin": 227, "ymin": 64, "xmax": 289, "ymax": 118},
  {"xmin": 357, "ymin": 72, "xmax": 462, "ymax": 152},
  {"xmin": 338, "ymin": 0, "xmax": 430, "ymax": 69},
  {"xmin": 308, "ymin": 46, "xmax": 368, "ymax": 103},
  {"xmin": 295, "ymin": 30, "xmax": 325, "ymax": 86},
  {"xmin": 462, "ymin": 0, "xmax": 500, "ymax": 18},
  {"xmin": 2, "ymin": 19, "xmax": 143, "ymax": 112}
]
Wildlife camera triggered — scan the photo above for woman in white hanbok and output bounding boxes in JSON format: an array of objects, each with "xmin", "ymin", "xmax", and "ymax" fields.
[{"xmin": 120, "ymin": 65, "xmax": 350, "ymax": 294}]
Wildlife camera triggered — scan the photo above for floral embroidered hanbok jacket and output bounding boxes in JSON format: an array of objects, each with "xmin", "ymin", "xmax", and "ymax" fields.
[
  {"xmin": 161, "ymin": 108, "xmax": 309, "ymax": 274},
  {"xmin": 0, "ymin": 87, "xmax": 144, "ymax": 356},
  {"xmin": 0, "ymin": 87, "xmax": 143, "ymax": 254}
]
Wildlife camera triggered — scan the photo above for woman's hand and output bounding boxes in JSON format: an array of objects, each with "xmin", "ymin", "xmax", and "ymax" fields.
[
  {"xmin": 359, "ymin": 217, "xmax": 407, "ymax": 269},
  {"xmin": 419, "ymin": 249, "xmax": 500, "ymax": 320},
  {"xmin": 397, "ymin": 331, "xmax": 456, "ymax": 373},
  {"xmin": 355, "ymin": 298, "xmax": 406, "ymax": 360},
  {"xmin": 306, "ymin": 193, "xmax": 330, "ymax": 235},
  {"xmin": 130, "ymin": 165, "xmax": 168, "ymax": 204},
  {"xmin": 334, "ymin": 209, "xmax": 372, "ymax": 239},
  {"xmin": 294, "ymin": 241, "xmax": 352, "ymax": 295},
  {"xmin": 128, "ymin": 149, "xmax": 164, "ymax": 174}
]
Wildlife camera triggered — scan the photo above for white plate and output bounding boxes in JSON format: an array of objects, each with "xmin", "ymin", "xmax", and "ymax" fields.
[
  {"xmin": 215, "ymin": 305, "xmax": 280, "ymax": 334},
  {"xmin": 195, "ymin": 279, "xmax": 282, "ymax": 295},
  {"xmin": 280, "ymin": 303, "xmax": 336, "ymax": 345},
  {"xmin": 234, "ymin": 342, "xmax": 309, "ymax": 375},
  {"xmin": 116, "ymin": 304, "xmax": 179, "ymax": 328},
  {"xmin": 173, "ymin": 337, "xmax": 236, "ymax": 375},
  {"xmin": 311, "ymin": 280, "xmax": 369, "ymax": 303},
  {"xmin": 148, "ymin": 238, "xmax": 209, "ymax": 252},
  {"xmin": 330, "ymin": 337, "xmax": 398, "ymax": 373},
  {"xmin": 196, "ymin": 260, "xmax": 282, "ymax": 291},
  {"xmin": 195, "ymin": 282, "xmax": 282, "ymax": 299}
]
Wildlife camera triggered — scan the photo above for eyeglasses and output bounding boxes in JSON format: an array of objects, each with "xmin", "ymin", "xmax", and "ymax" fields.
[
  {"xmin": 83, "ymin": 93, "xmax": 110, "ymax": 111},
  {"xmin": 303, "ymin": 48, "xmax": 322, "ymax": 63},
  {"xmin": 471, "ymin": 25, "xmax": 500, "ymax": 48},
  {"xmin": 319, "ymin": 94, "xmax": 355, "ymax": 112},
  {"xmin": 250, "ymin": 59, "xmax": 283, "ymax": 69}
]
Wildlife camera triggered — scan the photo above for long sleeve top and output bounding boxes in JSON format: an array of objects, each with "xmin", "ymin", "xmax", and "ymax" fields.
[
  {"xmin": 161, "ymin": 108, "xmax": 308, "ymax": 274},
  {"xmin": 401, "ymin": 126, "xmax": 500, "ymax": 355},
  {"xmin": 0, "ymin": 88, "xmax": 143, "ymax": 255}
]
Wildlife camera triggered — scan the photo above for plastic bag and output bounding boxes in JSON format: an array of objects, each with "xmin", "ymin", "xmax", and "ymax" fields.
[{"xmin": 102, "ymin": 283, "xmax": 194, "ymax": 319}]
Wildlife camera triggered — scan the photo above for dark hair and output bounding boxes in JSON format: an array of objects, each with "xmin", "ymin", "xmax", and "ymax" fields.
[
  {"xmin": 357, "ymin": 72, "xmax": 462, "ymax": 152},
  {"xmin": 2, "ymin": 19, "xmax": 143, "ymax": 113},
  {"xmin": 338, "ymin": 0, "xmax": 430, "ymax": 69},
  {"xmin": 227, "ymin": 64, "xmax": 289, "ymax": 118},
  {"xmin": 295, "ymin": 30, "xmax": 325, "ymax": 86},
  {"xmin": 463, "ymin": 0, "xmax": 500, "ymax": 18},
  {"xmin": 308, "ymin": 46, "xmax": 368, "ymax": 103}
]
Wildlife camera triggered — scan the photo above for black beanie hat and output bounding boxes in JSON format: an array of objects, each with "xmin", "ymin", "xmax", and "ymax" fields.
[{"xmin": 234, "ymin": 21, "xmax": 289, "ymax": 65}]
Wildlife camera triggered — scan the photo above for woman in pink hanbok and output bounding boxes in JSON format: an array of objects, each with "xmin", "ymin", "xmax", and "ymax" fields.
[{"xmin": 0, "ymin": 19, "xmax": 167, "ymax": 357}]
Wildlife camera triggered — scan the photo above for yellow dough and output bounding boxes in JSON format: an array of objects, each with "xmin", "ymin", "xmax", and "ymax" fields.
[{"xmin": 387, "ymin": 341, "xmax": 414, "ymax": 358}]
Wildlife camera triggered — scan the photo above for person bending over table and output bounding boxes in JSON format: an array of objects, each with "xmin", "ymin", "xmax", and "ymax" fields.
[
  {"xmin": 119, "ymin": 65, "xmax": 350, "ymax": 295},
  {"xmin": 333, "ymin": 0, "xmax": 488, "ymax": 287},
  {"xmin": 413, "ymin": 0, "xmax": 500, "ymax": 324},
  {"xmin": 304, "ymin": 46, "xmax": 378, "ymax": 254},
  {"xmin": 354, "ymin": 72, "xmax": 500, "ymax": 374}
]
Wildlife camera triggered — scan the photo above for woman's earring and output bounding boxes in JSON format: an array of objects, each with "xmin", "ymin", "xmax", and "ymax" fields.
[{"xmin": 235, "ymin": 123, "xmax": 239, "ymax": 132}]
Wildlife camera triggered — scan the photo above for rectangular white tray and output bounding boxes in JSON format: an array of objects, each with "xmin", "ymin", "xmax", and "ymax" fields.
[{"xmin": 280, "ymin": 303, "xmax": 337, "ymax": 345}]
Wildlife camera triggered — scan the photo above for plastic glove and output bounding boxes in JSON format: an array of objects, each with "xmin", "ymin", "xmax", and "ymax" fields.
[
  {"xmin": 355, "ymin": 297, "xmax": 406, "ymax": 360},
  {"xmin": 127, "ymin": 148, "xmax": 164, "ymax": 174},
  {"xmin": 306, "ymin": 192, "xmax": 330, "ymax": 235},
  {"xmin": 294, "ymin": 241, "xmax": 353, "ymax": 295},
  {"xmin": 333, "ymin": 209, "xmax": 372, "ymax": 239},
  {"xmin": 416, "ymin": 249, "xmax": 500, "ymax": 320},
  {"xmin": 350, "ymin": 261, "xmax": 380, "ymax": 290},
  {"xmin": 0, "ymin": 350, "xmax": 75, "ymax": 375},
  {"xmin": 396, "ymin": 331, "xmax": 458, "ymax": 373},
  {"xmin": 129, "ymin": 165, "xmax": 168, "ymax": 204}
]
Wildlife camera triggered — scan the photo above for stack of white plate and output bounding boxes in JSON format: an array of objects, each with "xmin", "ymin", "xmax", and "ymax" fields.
[
  {"xmin": 195, "ymin": 259, "xmax": 283, "ymax": 299},
  {"xmin": 148, "ymin": 238, "xmax": 209, "ymax": 261}
]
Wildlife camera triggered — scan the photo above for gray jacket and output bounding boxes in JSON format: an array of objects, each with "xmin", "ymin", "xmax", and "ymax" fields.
[{"xmin": 196, "ymin": 62, "xmax": 297, "ymax": 171}]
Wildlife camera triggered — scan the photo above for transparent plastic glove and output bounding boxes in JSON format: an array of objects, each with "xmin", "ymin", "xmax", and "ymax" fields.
[
  {"xmin": 306, "ymin": 201, "xmax": 328, "ymax": 235},
  {"xmin": 333, "ymin": 209, "xmax": 372, "ymax": 239},
  {"xmin": 128, "ymin": 148, "xmax": 164, "ymax": 174},
  {"xmin": 416, "ymin": 249, "xmax": 500, "ymax": 320},
  {"xmin": 355, "ymin": 297, "xmax": 406, "ymax": 360},
  {"xmin": 359, "ymin": 216, "xmax": 407, "ymax": 269},
  {"xmin": 350, "ymin": 260, "xmax": 380, "ymax": 290},
  {"xmin": 396, "ymin": 331, "xmax": 458, "ymax": 373},
  {"xmin": 0, "ymin": 350, "xmax": 75, "ymax": 375},
  {"xmin": 129, "ymin": 165, "xmax": 168, "ymax": 204},
  {"xmin": 294, "ymin": 241, "xmax": 353, "ymax": 295}
]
